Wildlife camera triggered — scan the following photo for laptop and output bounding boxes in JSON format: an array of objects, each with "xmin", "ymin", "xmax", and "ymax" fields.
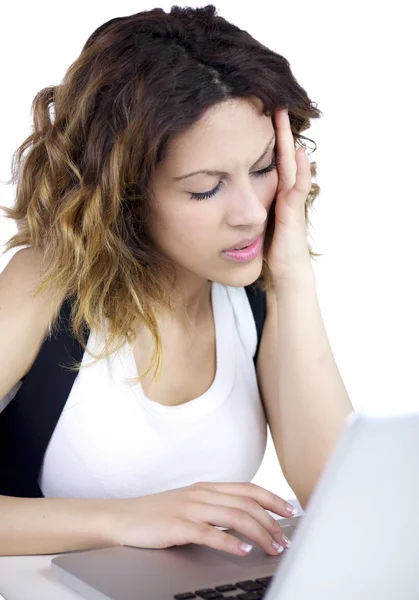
[{"xmin": 51, "ymin": 410, "xmax": 419, "ymax": 600}]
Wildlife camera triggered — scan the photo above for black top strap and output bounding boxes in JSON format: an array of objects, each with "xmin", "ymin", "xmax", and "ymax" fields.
[
  {"xmin": 0, "ymin": 296, "xmax": 86, "ymax": 498},
  {"xmin": 244, "ymin": 283, "xmax": 267, "ymax": 366}
]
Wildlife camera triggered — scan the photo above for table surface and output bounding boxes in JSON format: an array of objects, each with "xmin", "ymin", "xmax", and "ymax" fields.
[{"xmin": 0, "ymin": 499, "xmax": 303, "ymax": 600}]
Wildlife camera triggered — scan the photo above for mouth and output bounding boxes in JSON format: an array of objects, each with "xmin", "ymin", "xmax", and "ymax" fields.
[
  {"xmin": 223, "ymin": 233, "xmax": 263, "ymax": 252},
  {"xmin": 221, "ymin": 235, "xmax": 263, "ymax": 262}
]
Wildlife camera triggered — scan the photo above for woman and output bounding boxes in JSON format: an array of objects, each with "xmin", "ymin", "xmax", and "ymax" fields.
[{"xmin": 0, "ymin": 5, "xmax": 354, "ymax": 557}]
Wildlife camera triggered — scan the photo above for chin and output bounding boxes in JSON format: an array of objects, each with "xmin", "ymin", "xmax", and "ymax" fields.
[{"xmin": 213, "ymin": 256, "xmax": 264, "ymax": 288}]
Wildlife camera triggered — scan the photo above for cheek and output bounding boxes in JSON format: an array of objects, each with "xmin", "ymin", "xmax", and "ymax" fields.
[
  {"xmin": 159, "ymin": 206, "xmax": 216, "ymax": 248},
  {"xmin": 181, "ymin": 213, "xmax": 217, "ymax": 249}
]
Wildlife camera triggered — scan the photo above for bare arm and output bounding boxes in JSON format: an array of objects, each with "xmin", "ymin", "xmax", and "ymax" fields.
[
  {"xmin": 0, "ymin": 495, "xmax": 114, "ymax": 556},
  {"xmin": 0, "ymin": 249, "xmax": 114, "ymax": 556},
  {"xmin": 0, "ymin": 481, "xmax": 299, "ymax": 558}
]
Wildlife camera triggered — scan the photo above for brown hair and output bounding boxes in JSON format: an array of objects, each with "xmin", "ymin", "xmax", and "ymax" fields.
[{"xmin": 0, "ymin": 4, "xmax": 323, "ymax": 383}]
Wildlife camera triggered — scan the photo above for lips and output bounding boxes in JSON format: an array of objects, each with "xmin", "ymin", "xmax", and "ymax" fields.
[{"xmin": 224, "ymin": 233, "xmax": 262, "ymax": 252}]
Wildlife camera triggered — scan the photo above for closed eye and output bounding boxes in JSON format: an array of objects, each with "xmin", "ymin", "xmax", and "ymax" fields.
[{"xmin": 189, "ymin": 157, "xmax": 278, "ymax": 201}]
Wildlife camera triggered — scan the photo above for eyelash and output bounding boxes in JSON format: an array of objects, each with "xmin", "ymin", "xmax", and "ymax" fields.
[{"xmin": 189, "ymin": 159, "xmax": 278, "ymax": 201}]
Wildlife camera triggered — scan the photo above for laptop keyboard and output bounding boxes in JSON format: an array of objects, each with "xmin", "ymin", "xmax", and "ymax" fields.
[{"xmin": 174, "ymin": 576, "xmax": 273, "ymax": 599}]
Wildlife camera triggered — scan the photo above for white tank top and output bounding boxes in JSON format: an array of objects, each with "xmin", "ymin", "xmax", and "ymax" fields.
[{"xmin": 2, "ymin": 281, "xmax": 268, "ymax": 498}]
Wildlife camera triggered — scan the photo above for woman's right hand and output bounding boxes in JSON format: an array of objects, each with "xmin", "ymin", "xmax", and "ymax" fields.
[{"xmin": 105, "ymin": 481, "xmax": 295, "ymax": 556}]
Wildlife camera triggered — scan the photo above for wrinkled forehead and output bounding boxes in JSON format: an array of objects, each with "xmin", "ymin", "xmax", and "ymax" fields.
[{"xmin": 159, "ymin": 97, "xmax": 273, "ymax": 175}]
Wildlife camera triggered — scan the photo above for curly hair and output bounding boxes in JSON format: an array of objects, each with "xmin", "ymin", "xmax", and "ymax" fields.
[{"xmin": 0, "ymin": 4, "xmax": 323, "ymax": 384}]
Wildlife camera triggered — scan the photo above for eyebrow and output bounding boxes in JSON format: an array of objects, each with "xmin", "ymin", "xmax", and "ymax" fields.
[{"xmin": 172, "ymin": 133, "xmax": 276, "ymax": 181}]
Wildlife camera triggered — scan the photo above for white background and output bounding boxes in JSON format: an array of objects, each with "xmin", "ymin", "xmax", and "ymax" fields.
[{"xmin": 0, "ymin": 0, "xmax": 418, "ymax": 503}]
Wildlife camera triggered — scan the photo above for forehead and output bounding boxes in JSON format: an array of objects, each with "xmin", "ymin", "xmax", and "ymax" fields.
[{"xmin": 161, "ymin": 98, "xmax": 274, "ymax": 171}]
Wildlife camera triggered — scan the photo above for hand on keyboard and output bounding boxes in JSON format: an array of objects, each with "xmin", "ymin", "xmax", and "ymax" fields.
[{"xmin": 103, "ymin": 481, "xmax": 296, "ymax": 557}]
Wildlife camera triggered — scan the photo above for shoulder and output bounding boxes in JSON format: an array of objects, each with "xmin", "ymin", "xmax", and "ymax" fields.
[
  {"xmin": 0, "ymin": 247, "xmax": 54, "ymax": 401},
  {"xmin": 0, "ymin": 247, "xmax": 53, "ymax": 312},
  {"xmin": 1, "ymin": 246, "xmax": 47, "ymax": 285},
  {"xmin": 0, "ymin": 246, "xmax": 48, "ymax": 304}
]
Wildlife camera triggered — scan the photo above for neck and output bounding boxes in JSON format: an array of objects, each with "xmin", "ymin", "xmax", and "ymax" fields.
[{"xmin": 158, "ymin": 277, "xmax": 213, "ymax": 330}]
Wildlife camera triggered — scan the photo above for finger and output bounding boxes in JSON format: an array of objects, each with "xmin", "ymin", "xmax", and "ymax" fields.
[
  {"xmin": 295, "ymin": 145, "xmax": 312, "ymax": 194},
  {"xmin": 282, "ymin": 145, "xmax": 312, "ymax": 209},
  {"xmin": 193, "ymin": 481, "xmax": 296, "ymax": 519},
  {"xmin": 273, "ymin": 108, "xmax": 297, "ymax": 190},
  {"xmin": 187, "ymin": 503, "xmax": 287, "ymax": 556},
  {"xmin": 177, "ymin": 519, "xmax": 257, "ymax": 557},
  {"xmin": 188, "ymin": 487, "xmax": 286, "ymax": 542}
]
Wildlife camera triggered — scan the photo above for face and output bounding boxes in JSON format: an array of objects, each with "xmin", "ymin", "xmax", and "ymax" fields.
[{"xmin": 148, "ymin": 97, "xmax": 279, "ymax": 289}]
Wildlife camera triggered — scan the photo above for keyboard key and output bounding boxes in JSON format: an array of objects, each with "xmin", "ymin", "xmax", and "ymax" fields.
[
  {"xmin": 215, "ymin": 584, "xmax": 237, "ymax": 592},
  {"xmin": 194, "ymin": 590, "xmax": 223, "ymax": 599},
  {"xmin": 235, "ymin": 592, "xmax": 264, "ymax": 600},
  {"xmin": 235, "ymin": 580, "xmax": 264, "ymax": 592},
  {"xmin": 255, "ymin": 577, "xmax": 273, "ymax": 587},
  {"xmin": 174, "ymin": 577, "xmax": 271, "ymax": 600}
]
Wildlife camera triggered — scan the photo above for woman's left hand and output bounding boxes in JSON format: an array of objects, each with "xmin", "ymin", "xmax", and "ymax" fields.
[{"xmin": 263, "ymin": 107, "xmax": 315, "ymax": 281}]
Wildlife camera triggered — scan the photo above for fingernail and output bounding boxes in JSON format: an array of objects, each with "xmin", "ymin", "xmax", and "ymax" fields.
[
  {"xmin": 281, "ymin": 535, "xmax": 292, "ymax": 548},
  {"xmin": 272, "ymin": 541, "xmax": 285, "ymax": 553},
  {"xmin": 240, "ymin": 543, "xmax": 253, "ymax": 553},
  {"xmin": 285, "ymin": 503, "xmax": 298, "ymax": 516}
]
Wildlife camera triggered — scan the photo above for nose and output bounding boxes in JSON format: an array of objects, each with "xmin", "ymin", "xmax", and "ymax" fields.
[{"xmin": 226, "ymin": 183, "xmax": 268, "ymax": 228}]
